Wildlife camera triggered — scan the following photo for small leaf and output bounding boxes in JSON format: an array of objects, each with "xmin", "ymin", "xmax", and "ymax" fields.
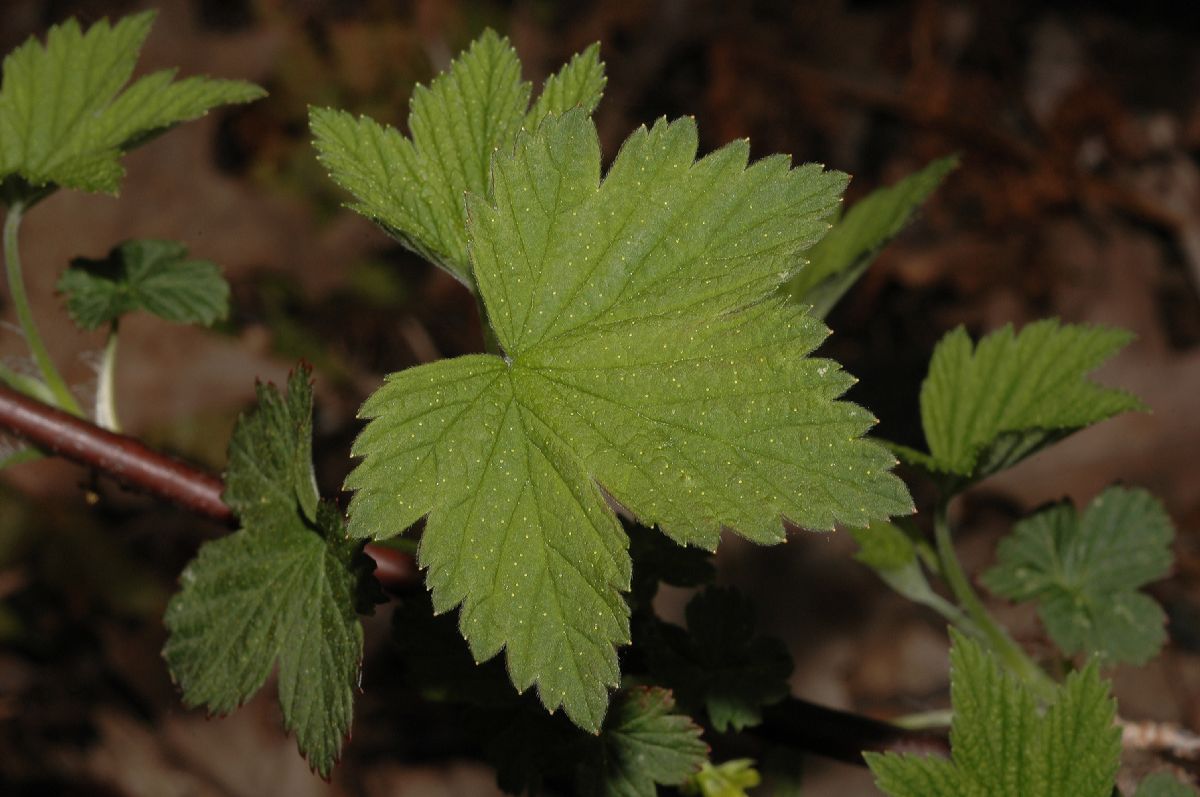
[
  {"xmin": 163, "ymin": 368, "xmax": 373, "ymax": 777},
  {"xmin": 648, "ymin": 588, "xmax": 792, "ymax": 732},
  {"xmin": 311, "ymin": 30, "xmax": 538, "ymax": 286},
  {"xmin": 526, "ymin": 43, "xmax": 606, "ymax": 128},
  {"xmin": 904, "ymin": 320, "xmax": 1142, "ymax": 482},
  {"xmin": 984, "ymin": 486, "xmax": 1174, "ymax": 665},
  {"xmin": 1135, "ymin": 773, "xmax": 1200, "ymax": 797},
  {"xmin": 682, "ymin": 759, "xmax": 762, "ymax": 797},
  {"xmin": 579, "ymin": 686, "xmax": 709, "ymax": 797},
  {"xmin": 345, "ymin": 109, "xmax": 908, "ymax": 731},
  {"xmin": 788, "ymin": 156, "xmax": 957, "ymax": 318},
  {"xmin": 57, "ymin": 239, "xmax": 229, "ymax": 331},
  {"xmin": 865, "ymin": 630, "xmax": 1121, "ymax": 797},
  {"xmin": 0, "ymin": 11, "xmax": 264, "ymax": 201}
]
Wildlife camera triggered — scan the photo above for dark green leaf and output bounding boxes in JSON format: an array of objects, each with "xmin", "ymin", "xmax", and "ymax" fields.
[
  {"xmin": 648, "ymin": 588, "xmax": 792, "ymax": 732},
  {"xmin": 984, "ymin": 486, "xmax": 1174, "ymax": 664},
  {"xmin": 58, "ymin": 239, "xmax": 229, "ymax": 331}
]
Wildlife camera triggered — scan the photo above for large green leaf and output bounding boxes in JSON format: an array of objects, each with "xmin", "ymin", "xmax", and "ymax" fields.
[
  {"xmin": 57, "ymin": 239, "xmax": 229, "ymax": 331},
  {"xmin": 310, "ymin": 31, "xmax": 607, "ymax": 287},
  {"xmin": 163, "ymin": 369, "xmax": 374, "ymax": 777},
  {"xmin": 866, "ymin": 631, "xmax": 1121, "ymax": 797},
  {"xmin": 787, "ymin": 156, "xmax": 956, "ymax": 318},
  {"xmin": 983, "ymin": 486, "xmax": 1174, "ymax": 665},
  {"xmin": 897, "ymin": 319, "xmax": 1142, "ymax": 483},
  {"xmin": 345, "ymin": 109, "xmax": 910, "ymax": 730},
  {"xmin": 0, "ymin": 11, "xmax": 263, "ymax": 203}
]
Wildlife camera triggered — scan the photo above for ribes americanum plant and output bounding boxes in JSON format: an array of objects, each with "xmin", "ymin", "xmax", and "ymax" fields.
[{"xmin": 0, "ymin": 10, "xmax": 1193, "ymax": 796}]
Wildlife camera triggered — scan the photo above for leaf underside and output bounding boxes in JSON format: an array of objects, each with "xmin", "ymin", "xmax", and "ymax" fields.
[
  {"xmin": 984, "ymin": 486, "xmax": 1174, "ymax": 665},
  {"xmin": 310, "ymin": 30, "xmax": 606, "ymax": 287},
  {"xmin": 58, "ymin": 239, "xmax": 229, "ymax": 330},
  {"xmin": 903, "ymin": 319, "xmax": 1142, "ymax": 482},
  {"xmin": 163, "ymin": 369, "xmax": 366, "ymax": 777},
  {"xmin": 866, "ymin": 631, "xmax": 1121, "ymax": 797},
  {"xmin": 344, "ymin": 107, "xmax": 911, "ymax": 731},
  {"xmin": 0, "ymin": 10, "xmax": 263, "ymax": 200}
]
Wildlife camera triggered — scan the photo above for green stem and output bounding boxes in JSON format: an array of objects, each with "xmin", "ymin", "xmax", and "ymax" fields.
[
  {"xmin": 95, "ymin": 322, "xmax": 120, "ymax": 432},
  {"xmin": 933, "ymin": 500, "xmax": 1058, "ymax": 701},
  {"xmin": 3, "ymin": 203, "xmax": 81, "ymax": 415}
]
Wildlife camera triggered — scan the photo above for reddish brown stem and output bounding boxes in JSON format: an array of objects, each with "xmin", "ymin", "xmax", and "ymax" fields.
[
  {"xmin": 0, "ymin": 383, "xmax": 415, "ymax": 588},
  {"xmin": 0, "ymin": 382, "xmax": 948, "ymax": 767}
]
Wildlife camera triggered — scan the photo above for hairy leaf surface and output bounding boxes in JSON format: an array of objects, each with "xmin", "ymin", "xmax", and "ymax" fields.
[
  {"xmin": 58, "ymin": 239, "xmax": 229, "ymax": 330},
  {"xmin": 984, "ymin": 487, "xmax": 1174, "ymax": 664},
  {"xmin": 0, "ymin": 11, "xmax": 263, "ymax": 202},
  {"xmin": 163, "ymin": 369, "xmax": 371, "ymax": 777},
  {"xmin": 788, "ymin": 156, "xmax": 956, "ymax": 318},
  {"xmin": 899, "ymin": 320, "xmax": 1141, "ymax": 483},
  {"xmin": 310, "ymin": 31, "xmax": 606, "ymax": 286},
  {"xmin": 866, "ymin": 631, "xmax": 1121, "ymax": 797},
  {"xmin": 345, "ymin": 109, "xmax": 910, "ymax": 730}
]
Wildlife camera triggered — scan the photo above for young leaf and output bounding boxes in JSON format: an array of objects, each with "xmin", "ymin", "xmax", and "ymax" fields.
[
  {"xmin": 57, "ymin": 239, "xmax": 229, "ymax": 331},
  {"xmin": 787, "ymin": 156, "xmax": 957, "ymax": 319},
  {"xmin": 163, "ymin": 368, "xmax": 374, "ymax": 777},
  {"xmin": 344, "ymin": 110, "xmax": 910, "ymax": 730},
  {"xmin": 1135, "ymin": 773, "xmax": 1200, "ymax": 797},
  {"xmin": 901, "ymin": 320, "xmax": 1142, "ymax": 483},
  {"xmin": 647, "ymin": 587, "xmax": 792, "ymax": 732},
  {"xmin": 851, "ymin": 522, "xmax": 964, "ymax": 625},
  {"xmin": 682, "ymin": 759, "xmax": 762, "ymax": 797},
  {"xmin": 578, "ymin": 686, "xmax": 709, "ymax": 797},
  {"xmin": 310, "ymin": 31, "xmax": 607, "ymax": 287},
  {"xmin": 865, "ymin": 630, "xmax": 1121, "ymax": 797},
  {"xmin": 983, "ymin": 486, "xmax": 1174, "ymax": 665},
  {"xmin": 0, "ymin": 11, "xmax": 264, "ymax": 203}
]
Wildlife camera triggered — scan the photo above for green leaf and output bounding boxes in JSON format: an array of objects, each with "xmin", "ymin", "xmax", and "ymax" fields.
[
  {"xmin": 648, "ymin": 588, "xmax": 792, "ymax": 732},
  {"xmin": 850, "ymin": 522, "xmax": 962, "ymax": 624},
  {"xmin": 905, "ymin": 319, "xmax": 1142, "ymax": 482},
  {"xmin": 866, "ymin": 630, "xmax": 1121, "ymax": 797},
  {"xmin": 683, "ymin": 759, "xmax": 762, "ymax": 797},
  {"xmin": 526, "ymin": 43, "xmax": 606, "ymax": 128},
  {"xmin": 788, "ymin": 156, "xmax": 956, "ymax": 318},
  {"xmin": 57, "ymin": 239, "xmax": 229, "ymax": 331},
  {"xmin": 0, "ymin": 11, "xmax": 264, "ymax": 201},
  {"xmin": 163, "ymin": 368, "xmax": 373, "ymax": 777},
  {"xmin": 579, "ymin": 686, "xmax": 709, "ymax": 797},
  {"xmin": 311, "ymin": 31, "xmax": 606, "ymax": 287},
  {"xmin": 983, "ymin": 486, "xmax": 1174, "ymax": 665},
  {"xmin": 1135, "ymin": 773, "xmax": 1200, "ymax": 797},
  {"xmin": 345, "ymin": 109, "xmax": 909, "ymax": 730}
]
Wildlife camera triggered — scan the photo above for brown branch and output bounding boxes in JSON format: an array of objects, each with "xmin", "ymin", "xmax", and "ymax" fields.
[
  {"xmin": 0, "ymin": 383, "xmax": 417, "ymax": 589},
  {"xmin": 0, "ymin": 382, "xmax": 947, "ymax": 767}
]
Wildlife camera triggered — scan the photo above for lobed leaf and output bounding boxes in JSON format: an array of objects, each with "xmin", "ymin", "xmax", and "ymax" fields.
[
  {"xmin": 682, "ymin": 760, "xmax": 762, "ymax": 797},
  {"xmin": 579, "ymin": 687, "xmax": 709, "ymax": 797},
  {"xmin": 647, "ymin": 588, "xmax": 792, "ymax": 732},
  {"xmin": 866, "ymin": 630, "xmax": 1121, "ymax": 797},
  {"xmin": 787, "ymin": 156, "xmax": 956, "ymax": 318},
  {"xmin": 163, "ymin": 369, "xmax": 371, "ymax": 777},
  {"xmin": 58, "ymin": 239, "xmax": 229, "ymax": 331},
  {"xmin": 0, "ymin": 11, "xmax": 263, "ymax": 202},
  {"xmin": 310, "ymin": 30, "xmax": 607, "ymax": 287},
  {"xmin": 902, "ymin": 320, "xmax": 1142, "ymax": 483},
  {"xmin": 983, "ymin": 486, "xmax": 1174, "ymax": 665},
  {"xmin": 345, "ymin": 109, "xmax": 910, "ymax": 730}
]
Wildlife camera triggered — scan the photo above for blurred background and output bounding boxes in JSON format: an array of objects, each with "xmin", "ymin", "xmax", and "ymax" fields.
[{"xmin": 1, "ymin": 0, "xmax": 1199, "ymax": 794}]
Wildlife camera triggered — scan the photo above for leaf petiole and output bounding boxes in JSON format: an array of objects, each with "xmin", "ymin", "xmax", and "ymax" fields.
[
  {"xmin": 95, "ymin": 321, "xmax": 120, "ymax": 432},
  {"xmin": 3, "ymin": 202, "xmax": 83, "ymax": 415}
]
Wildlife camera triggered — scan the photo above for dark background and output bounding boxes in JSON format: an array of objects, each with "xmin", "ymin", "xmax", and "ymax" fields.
[{"xmin": 1, "ymin": 0, "xmax": 1199, "ymax": 794}]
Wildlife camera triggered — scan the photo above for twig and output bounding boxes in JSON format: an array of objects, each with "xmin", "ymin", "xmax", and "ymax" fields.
[
  {"xmin": 0, "ymin": 382, "xmax": 416, "ymax": 589},
  {"xmin": 0, "ymin": 381, "xmax": 953, "ymax": 768}
]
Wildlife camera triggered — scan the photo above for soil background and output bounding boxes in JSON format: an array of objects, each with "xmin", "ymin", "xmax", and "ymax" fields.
[{"xmin": 2, "ymin": 1, "xmax": 1200, "ymax": 794}]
